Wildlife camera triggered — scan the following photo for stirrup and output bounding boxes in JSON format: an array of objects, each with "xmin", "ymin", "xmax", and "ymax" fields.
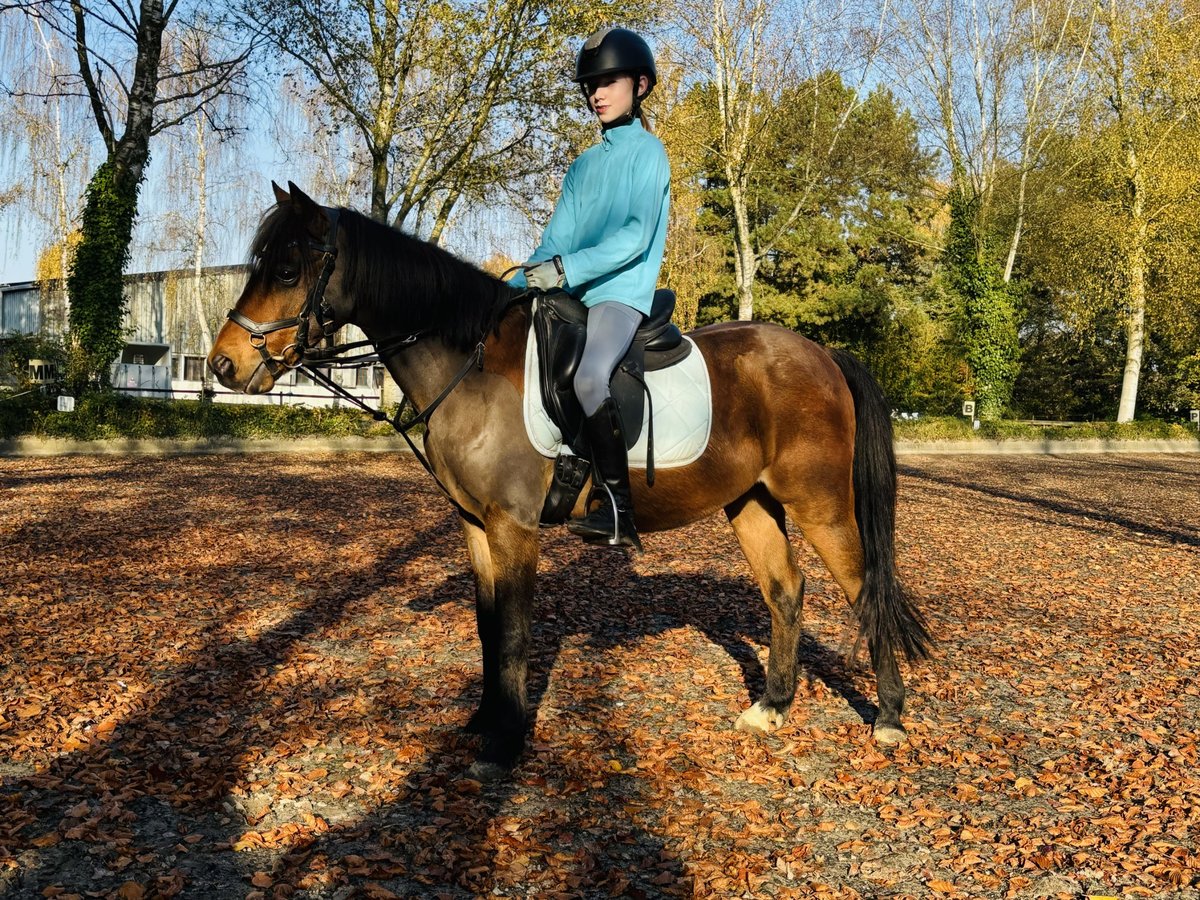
[{"xmin": 567, "ymin": 485, "xmax": 644, "ymax": 553}]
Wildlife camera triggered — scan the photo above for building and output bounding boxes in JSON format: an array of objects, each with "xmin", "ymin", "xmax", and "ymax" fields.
[{"xmin": 0, "ymin": 265, "xmax": 396, "ymax": 408}]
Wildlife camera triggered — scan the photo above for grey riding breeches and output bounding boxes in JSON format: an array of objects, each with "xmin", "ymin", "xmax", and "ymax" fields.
[{"xmin": 573, "ymin": 300, "xmax": 644, "ymax": 418}]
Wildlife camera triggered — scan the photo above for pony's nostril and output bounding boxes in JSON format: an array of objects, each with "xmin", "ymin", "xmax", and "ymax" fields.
[{"xmin": 210, "ymin": 354, "xmax": 234, "ymax": 379}]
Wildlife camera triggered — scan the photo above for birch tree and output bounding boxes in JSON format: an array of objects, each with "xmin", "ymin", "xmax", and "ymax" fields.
[
  {"xmin": 669, "ymin": 0, "xmax": 891, "ymax": 320},
  {"xmin": 1047, "ymin": 1, "xmax": 1200, "ymax": 421}
]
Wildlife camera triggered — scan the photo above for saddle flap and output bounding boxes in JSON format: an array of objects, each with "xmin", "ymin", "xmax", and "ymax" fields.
[
  {"xmin": 533, "ymin": 292, "xmax": 645, "ymax": 450},
  {"xmin": 524, "ymin": 327, "xmax": 713, "ymax": 471}
]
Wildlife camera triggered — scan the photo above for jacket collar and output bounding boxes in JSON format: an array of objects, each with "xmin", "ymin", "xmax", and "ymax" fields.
[{"xmin": 601, "ymin": 116, "xmax": 644, "ymax": 149}]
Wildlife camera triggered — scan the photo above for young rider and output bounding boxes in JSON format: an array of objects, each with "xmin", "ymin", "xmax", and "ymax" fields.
[{"xmin": 510, "ymin": 27, "xmax": 671, "ymax": 552}]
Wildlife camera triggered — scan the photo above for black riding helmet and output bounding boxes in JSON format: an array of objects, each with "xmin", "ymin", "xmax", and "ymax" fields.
[{"xmin": 574, "ymin": 27, "xmax": 657, "ymax": 103}]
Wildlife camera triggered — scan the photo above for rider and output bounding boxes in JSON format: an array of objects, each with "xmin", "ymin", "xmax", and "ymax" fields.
[{"xmin": 510, "ymin": 26, "xmax": 670, "ymax": 552}]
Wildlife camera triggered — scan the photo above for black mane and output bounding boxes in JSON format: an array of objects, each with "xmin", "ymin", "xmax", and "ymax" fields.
[{"xmin": 248, "ymin": 203, "xmax": 520, "ymax": 352}]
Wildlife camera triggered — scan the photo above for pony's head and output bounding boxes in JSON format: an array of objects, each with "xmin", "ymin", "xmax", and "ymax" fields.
[
  {"xmin": 210, "ymin": 181, "xmax": 513, "ymax": 394},
  {"xmin": 208, "ymin": 181, "xmax": 344, "ymax": 393}
]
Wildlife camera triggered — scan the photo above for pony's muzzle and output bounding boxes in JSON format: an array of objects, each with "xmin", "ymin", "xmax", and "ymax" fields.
[{"xmin": 209, "ymin": 352, "xmax": 235, "ymax": 382}]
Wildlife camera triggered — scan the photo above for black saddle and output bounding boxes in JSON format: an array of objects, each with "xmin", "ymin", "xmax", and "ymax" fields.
[
  {"xmin": 533, "ymin": 288, "xmax": 692, "ymax": 525},
  {"xmin": 534, "ymin": 288, "xmax": 690, "ymax": 450}
]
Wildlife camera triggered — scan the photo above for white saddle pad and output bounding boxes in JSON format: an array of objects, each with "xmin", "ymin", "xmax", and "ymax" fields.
[{"xmin": 522, "ymin": 318, "xmax": 712, "ymax": 467}]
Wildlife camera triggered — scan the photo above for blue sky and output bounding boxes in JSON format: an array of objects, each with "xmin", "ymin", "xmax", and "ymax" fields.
[{"xmin": 0, "ymin": 140, "xmax": 537, "ymax": 284}]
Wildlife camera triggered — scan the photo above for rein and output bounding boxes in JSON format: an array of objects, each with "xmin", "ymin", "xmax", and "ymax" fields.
[{"xmin": 303, "ymin": 341, "xmax": 486, "ymax": 513}]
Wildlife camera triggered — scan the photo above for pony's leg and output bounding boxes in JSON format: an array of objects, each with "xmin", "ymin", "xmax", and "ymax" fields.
[
  {"xmin": 460, "ymin": 516, "xmax": 499, "ymax": 734},
  {"xmin": 465, "ymin": 509, "xmax": 539, "ymax": 780},
  {"xmin": 790, "ymin": 514, "xmax": 908, "ymax": 745},
  {"xmin": 725, "ymin": 486, "xmax": 806, "ymax": 734}
]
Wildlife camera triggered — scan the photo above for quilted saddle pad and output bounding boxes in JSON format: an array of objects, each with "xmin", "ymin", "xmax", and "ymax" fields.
[{"xmin": 522, "ymin": 323, "xmax": 713, "ymax": 467}]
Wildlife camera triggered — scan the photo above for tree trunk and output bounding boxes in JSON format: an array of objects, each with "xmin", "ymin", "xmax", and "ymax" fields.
[
  {"xmin": 370, "ymin": 143, "xmax": 390, "ymax": 223},
  {"xmin": 1117, "ymin": 180, "xmax": 1147, "ymax": 423},
  {"xmin": 66, "ymin": 0, "xmax": 166, "ymax": 389},
  {"xmin": 1002, "ymin": 167, "xmax": 1028, "ymax": 284},
  {"xmin": 730, "ymin": 180, "xmax": 756, "ymax": 321},
  {"xmin": 67, "ymin": 163, "xmax": 141, "ymax": 391},
  {"xmin": 429, "ymin": 189, "xmax": 461, "ymax": 246},
  {"xmin": 192, "ymin": 113, "xmax": 214, "ymax": 355},
  {"xmin": 1116, "ymin": 267, "xmax": 1146, "ymax": 423},
  {"xmin": 1115, "ymin": 35, "xmax": 1146, "ymax": 424}
]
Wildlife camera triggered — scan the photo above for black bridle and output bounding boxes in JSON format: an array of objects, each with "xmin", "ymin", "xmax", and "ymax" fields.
[
  {"xmin": 226, "ymin": 207, "xmax": 434, "ymax": 375},
  {"xmin": 225, "ymin": 209, "xmax": 346, "ymax": 381}
]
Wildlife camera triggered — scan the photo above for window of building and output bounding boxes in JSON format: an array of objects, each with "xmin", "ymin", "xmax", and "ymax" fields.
[{"xmin": 183, "ymin": 356, "xmax": 207, "ymax": 381}]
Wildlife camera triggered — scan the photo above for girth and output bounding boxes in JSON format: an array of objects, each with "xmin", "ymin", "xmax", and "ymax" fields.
[{"xmin": 532, "ymin": 289, "xmax": 690, "ymax": 452}]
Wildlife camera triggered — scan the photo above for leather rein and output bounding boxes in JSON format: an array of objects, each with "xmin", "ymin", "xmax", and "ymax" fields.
[{"xmin": 223, "ymin": 208, "xmax": 530, "ymax": 518}]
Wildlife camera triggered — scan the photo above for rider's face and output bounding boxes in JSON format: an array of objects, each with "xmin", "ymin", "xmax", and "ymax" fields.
[{"xmin": 585, "ymin": 74, "xmax": 647, "ymax": 125}]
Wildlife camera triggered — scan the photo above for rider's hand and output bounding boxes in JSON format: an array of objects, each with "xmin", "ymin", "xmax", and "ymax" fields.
[{"xmin": 524, "ymin": 256, "xmax": 565, "ymax": 290}]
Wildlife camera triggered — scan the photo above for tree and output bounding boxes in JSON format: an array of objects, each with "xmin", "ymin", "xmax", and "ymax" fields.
[
  {"xmin": 2, "ymin": 0, "xmax": 251, "ymax": 390},
  {"xmin": 243, "ymin": 0, "xmax": 650, "ymax": 242},
  {"xmin": 750, "ymin": 82, "xmax": 935, "ymax": 332},
  {"xmin": 651, "ymin": 56, "xmax": 726, "ymax": 331},
  {"xmin": 887, "ymin": 0, "xmax": 1018, "ymax": 418},
  {"xmin": 687, "ymin": 76, "xmax": 945, "ymax": 401},
  {"xmin": 1086, "ymin": 0, "xmax": 1200, "ymax": 421},
  {"xmin": 0, "ymin": 11, "xmax": 93, "ymax": 283},
  {"xmin": 667, "ymin": 0, "xmax": 892, "ymax": 320},
  {"xmin": 141, "ymin": 22, "xmax": 251, "ymax": 356},
  {"xmin": 1018, "ymin": 2, "xmax": 1200, "ymax": 421}
]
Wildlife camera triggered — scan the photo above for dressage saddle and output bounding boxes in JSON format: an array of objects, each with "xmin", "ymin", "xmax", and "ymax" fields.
[{"xmin": 534, "ymin": 288, "xmax": 692, "ymax": 525}]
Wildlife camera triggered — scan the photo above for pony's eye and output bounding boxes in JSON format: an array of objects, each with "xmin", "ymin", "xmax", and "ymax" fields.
[{"xmin": 276, "ymin": 265, "xmax": 299, "ymax": 285}]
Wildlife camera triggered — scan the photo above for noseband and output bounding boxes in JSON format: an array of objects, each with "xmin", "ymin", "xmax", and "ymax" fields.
[{"xmin": 225, "ymin": 209, "xmax": 343, "ymax": 380}]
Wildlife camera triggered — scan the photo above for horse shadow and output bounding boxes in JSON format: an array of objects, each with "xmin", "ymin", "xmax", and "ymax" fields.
[
  {"xmin": 1, "ymin": 498, "xmax": 706, "ymax": 896},
  {"xmin": 410, "ymin": 536, "xmax": 878, "ymax": 731}
]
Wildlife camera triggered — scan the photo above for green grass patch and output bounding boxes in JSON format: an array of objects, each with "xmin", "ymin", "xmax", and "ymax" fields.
[
  {"xmin": 0, "ymin": 391, "xmax": 404, "ymax": 441},
  {"xmin": 891, "ymin": 415, "xmax": 1200, "ymax": 443}
]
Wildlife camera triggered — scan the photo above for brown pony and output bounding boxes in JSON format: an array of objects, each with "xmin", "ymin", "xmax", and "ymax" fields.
[{"xmin": 209, "ymin": 183, "xmax": 932, "ymax": 780}]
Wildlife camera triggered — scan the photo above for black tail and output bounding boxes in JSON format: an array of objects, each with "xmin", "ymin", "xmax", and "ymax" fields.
[{"xmin": 829, "ymin": 348, "xmax": 932, "ymax": 662}]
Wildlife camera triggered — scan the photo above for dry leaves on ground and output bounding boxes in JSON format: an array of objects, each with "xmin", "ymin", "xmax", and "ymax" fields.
[{"xmin": 0, "ymin": 452, "xmax": 1197, "ymax": 898}]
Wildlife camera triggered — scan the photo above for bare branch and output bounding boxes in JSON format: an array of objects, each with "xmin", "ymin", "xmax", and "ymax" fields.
[{"xmin": 70, "ymin": 0, "xmax": 116, "ymax": 152}]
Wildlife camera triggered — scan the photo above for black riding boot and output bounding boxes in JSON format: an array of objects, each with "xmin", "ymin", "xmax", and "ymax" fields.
[{"xmin": 567, "ymin": 398, "xmax": 643, "ymax": 553}]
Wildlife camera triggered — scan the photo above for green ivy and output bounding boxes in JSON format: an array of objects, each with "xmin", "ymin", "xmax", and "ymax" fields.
[
  {"xmin": 66, "ymin": 162, "xmax": 142, "ymax": 393},
  {"xmin": 945, "ymin": 189, "xmax": 1019, "ymax": 421}
]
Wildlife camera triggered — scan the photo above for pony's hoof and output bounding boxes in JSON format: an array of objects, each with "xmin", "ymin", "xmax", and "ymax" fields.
[
  {"xmin": 735, "ymin": 701, "xmax": 786, "ymax": 734},
  {"xmin": 466, "ymin": 760, "xmax": 511, "ymax": 782},
  {"xmin": 873, "ymin": 724, "xmax": 908, "ymax": 746}
]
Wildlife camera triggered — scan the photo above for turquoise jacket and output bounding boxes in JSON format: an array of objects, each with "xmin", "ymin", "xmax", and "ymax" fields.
[{"xmin": 510, "ymin": 118, "xmax": 670, "ymax": 316}]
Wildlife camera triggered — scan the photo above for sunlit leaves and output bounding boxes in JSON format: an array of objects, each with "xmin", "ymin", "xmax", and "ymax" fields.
[{"xmin": 1, "ymin": 452, "xmax": 1198, "ymax": 896}]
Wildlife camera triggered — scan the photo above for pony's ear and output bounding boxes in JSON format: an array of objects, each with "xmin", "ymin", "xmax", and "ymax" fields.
[
  {"xmin": 271, "ymin": 181, "xmax": 290, "ymax": 206},
  {"xmin": 287, "ymin": 181, "xmax": 320, "ymax": 212},
  {"xmin": 286, "ymin": 181, "xmax": 332, "ymax": 241}
]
